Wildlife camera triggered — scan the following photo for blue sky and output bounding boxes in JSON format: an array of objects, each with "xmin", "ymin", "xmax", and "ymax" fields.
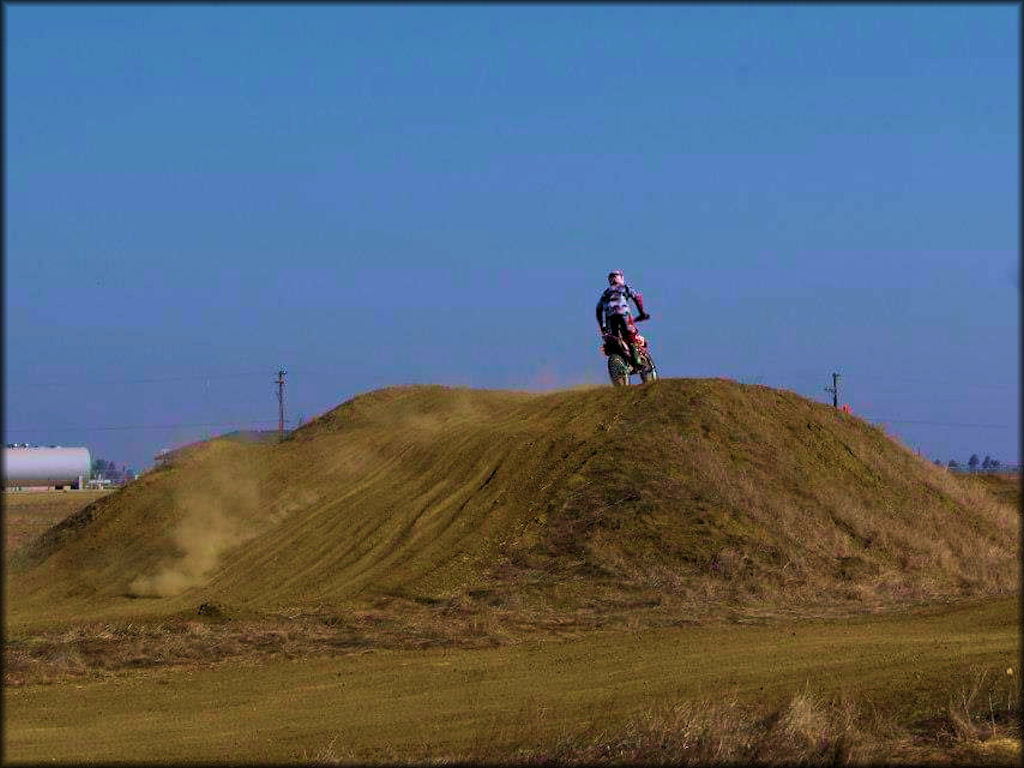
[{"xmin": 4, "ymin": 4, "xmax": 1019, "ymax": 472}]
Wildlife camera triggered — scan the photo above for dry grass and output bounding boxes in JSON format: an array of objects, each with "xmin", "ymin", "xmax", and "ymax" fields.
[
  {"xmin": 944, "ymin": 666, "xmax": 1021, "ymax": 744},
  {"xmin": 3, "ymin": 596, "xmax": 609, "ymax": 687},
  {"xmin": 3, "ymin": 615, "xmax": 372, "ymax": 687},
  {"xmin": 5, "ymin": 382, "xmax": 1020, "ymax": 766},
  {"xmin": 522, "ymin": 693, "xmax": 870, "ymax": 765},
  {"xmin": 304, "ymin": 676, "xmax": 1020, "ymax": 765},
  {"xmin": 3, "ymin": 489, "xmax": 110, "ymax": 564},
  {"xmin": 497, "ymin": 381, "xmax": 1019, "ymax": 624},
  {"xmin": 957, "ymin": 473, "xmax": 1021, "ymax": 508},
  {"xmin": 6, "ymin": 380, "xmax": 1018, "ymax": 641},
  {"xmin": 5, "ymin": 594, "xmax": 1018, "ymax": 764}
]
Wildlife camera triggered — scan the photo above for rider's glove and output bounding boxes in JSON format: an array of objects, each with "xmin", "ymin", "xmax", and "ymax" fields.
[
  {"xmin": 637, "ymin": 312, "xmax": 650, "ymax": 322},
  {"xmin": 599, "ymin": 326, "xmax": 607, "ymax": 336}
]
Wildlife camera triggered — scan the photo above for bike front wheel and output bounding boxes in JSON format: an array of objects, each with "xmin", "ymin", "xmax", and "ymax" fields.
[
  {"xmin": 607, "ymin": 354, "xmax": 631, "ymax": 386},
  {"xmin": 639, "ymin": 352, "xmax": 658, "ymax": 383}
]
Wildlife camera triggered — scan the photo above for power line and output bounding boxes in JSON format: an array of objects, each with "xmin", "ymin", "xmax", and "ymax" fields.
[
  {"xmin": 846, "ymin": 374, "xmax": 1017, "ymax": 392},
  {"xmin": 5, "ymin": 370, "xmax": 273, "ymax": 389},
  {"xmin": 864, "ymin": 417, "xmax": 1013, "ymax": 430},
  {"xmin": 4, "ymin": 420, "xmax": 280, "ymax": 433},
  {"xmin": 5, "ymin": 414, "xmax": 1012, "ymax": 434},
  {"xmin": 4, "ymin": 362, "xmax": 1016, "ymax": 436},
  {"xmin": 743, "ymin": 367, "xmax": 1017, "ymax": 394},
  {"xmin": 5, "ymin": 365, "xmax": 1017, "ymax": 396}
]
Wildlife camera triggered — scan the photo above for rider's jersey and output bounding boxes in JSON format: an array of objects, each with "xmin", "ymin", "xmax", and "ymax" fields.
[{"xmin": 597, "ymin": 283, "xmax": 640, "ymax": 325}]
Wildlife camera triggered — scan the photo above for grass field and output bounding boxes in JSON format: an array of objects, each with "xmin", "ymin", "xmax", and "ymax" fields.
[
  {"xmin": 959, "ymin": 472, "xmax": 1022, "ymax": 508},
  {"xmin": 3, "ymin": 596, "xmax": 1019, "ymax": 763},
  {"xmin": 3, "ymin": 381, "xmax": 1020, "ymax": 763}
]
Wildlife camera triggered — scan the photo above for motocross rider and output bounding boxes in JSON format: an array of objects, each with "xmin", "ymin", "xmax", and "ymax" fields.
[{"xmin": 596, "ymin": 269, "xmax": 649, "ymax": 369}]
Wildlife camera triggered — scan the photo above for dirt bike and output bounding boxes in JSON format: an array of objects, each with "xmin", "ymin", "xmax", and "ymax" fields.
[{"xmin": 601, "ymin": 313, "xmax": 658, "ymax": 386}]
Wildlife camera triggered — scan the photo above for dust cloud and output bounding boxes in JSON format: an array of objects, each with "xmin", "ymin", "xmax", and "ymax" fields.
[
  {"xmin": 523, "ymin": 364, "xmax": 604, "ymax": 392},
  {"xmin": 129, "ymin": 462, "xmax": 260, "ymax": 598}
]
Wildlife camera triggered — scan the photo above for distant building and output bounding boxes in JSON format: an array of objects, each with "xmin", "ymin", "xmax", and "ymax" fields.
[{"xmin": 3, "ymin": 445, "xmax": 92, "ymax": 490}]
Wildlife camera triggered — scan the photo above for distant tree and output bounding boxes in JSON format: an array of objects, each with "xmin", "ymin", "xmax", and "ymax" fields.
[
  {"xmin": 91, "ymin": 458, "xmax": 112, "ymax": 477},
  {"xmin": 968, "ymin": 454, "xmax": 980, "ymax": 471},
  {"xmin": 982, "ymin": 455, "xmax": 992, "ymax": 469},
  {"xmin": 933, "ymin": 459, "xmax": 943, "ymax": 466},
  {"xmin": 91, "ymin": 458, "xmax": 125, "ymax": 482},
  {"xmin": 948, "ymin": 459, "xmax": 960, "ymax": 469},
  {"xmin": 991, "ymin": 458, "xmax": 1001, "ymax": 469}
]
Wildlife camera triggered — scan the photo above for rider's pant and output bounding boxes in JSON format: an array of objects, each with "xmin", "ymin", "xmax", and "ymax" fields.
[{"xmin": 608, "ymin": 313, "xmax": 642, "ymax": 367}]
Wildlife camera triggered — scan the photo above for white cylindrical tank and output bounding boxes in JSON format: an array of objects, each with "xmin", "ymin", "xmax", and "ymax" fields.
[{"xmin": 3, "ymin": 447, "xmax": 92, "ymax": 489}]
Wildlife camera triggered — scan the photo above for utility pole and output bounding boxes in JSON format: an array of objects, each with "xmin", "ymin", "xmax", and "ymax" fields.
[
  {"xmin": 824, "ymin": 371, "xmax": 840, "ymax": 409},
  {"xmin": 276, "ymin": 369, "xmax": 287, "ymax": 439}
]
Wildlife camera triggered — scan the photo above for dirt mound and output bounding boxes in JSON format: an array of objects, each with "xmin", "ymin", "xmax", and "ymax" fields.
[{"xmin": 6, "ymin": 380, "xmax": 1018, "ymax": 630}]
